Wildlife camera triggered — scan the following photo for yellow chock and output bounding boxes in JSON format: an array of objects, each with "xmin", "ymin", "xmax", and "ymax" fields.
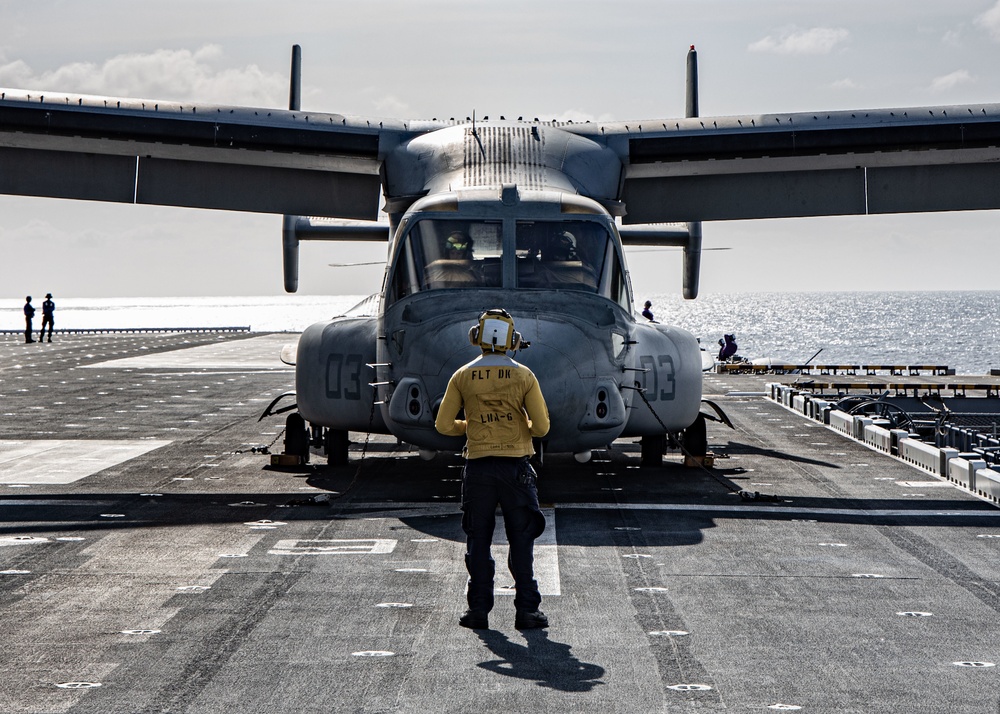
[
  {"xmin": 270, "ymin": 454, "xmax": 303, "ymax": 466},
  {"xmin": 684, "ymin": 452, "xmax": 715, "ymax": 468}
]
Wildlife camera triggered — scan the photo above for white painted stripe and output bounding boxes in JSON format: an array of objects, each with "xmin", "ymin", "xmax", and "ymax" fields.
[
  {"xmin": 566, "ymin": 503, "xmax": 1000, "ymax": 517},
  {"xmin": 84, "ymin": 335, "xmax": 293, "ymax": 370},
  {"xmin": 493, "ymin": 508, "xmax": 560, "ymax": 597},
  {"xmin": 346, "ymin": 501, "xmax": 1000, "ymax": 518},
  {"xmin": 0, "ymin": 440, "xmax": 172, "ymax": 484},
  {"xmin": 269, "ymin": 538, "xmax": 398, "ymax": 556}
]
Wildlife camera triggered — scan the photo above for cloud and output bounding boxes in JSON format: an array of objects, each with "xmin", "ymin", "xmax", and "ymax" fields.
[
  {"xmin": 831, "ymin": 78, "xmax": 858, "ymax": 90},
  {"xmin": 0, "ymin": 46, "xmax": 287, "ymax": 106},
  {"xmin": 372, "ymin": 94, "xmax": 415, "ymax": 118},
  {"xmin": 976, "ymin": 0, "xmax": 1000, "ymax": 41},
  {"xmin": 941, "ymin": 28, "xmax": 964, "ymax": 47},
  {"xmin": 749, "ymin": 27, "xmax": 850, "ymax": 55},
  {"xmin": 929, "ymin": 69, "xmax": 975, "ymax": 92}
]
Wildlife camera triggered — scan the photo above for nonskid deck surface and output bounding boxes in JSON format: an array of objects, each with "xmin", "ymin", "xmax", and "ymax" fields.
[{"xmin": 1, "ymin": 333, "xmax": 998, "ymax": 713}]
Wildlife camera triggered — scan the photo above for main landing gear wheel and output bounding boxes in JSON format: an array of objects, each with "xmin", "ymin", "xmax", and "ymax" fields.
[
  {"xmin": 325, "ymin": 428, "xmax": 350, "ymax": 466},
  {"xmin": 640, "ymin": 434, "xmax": 666, "ymax": 467},
  {"xmin": 682, "ymin": 413, "xmax": 708, "ymax": 458},
  {"xmin": 284, "ymin": 413, "xmax": 310, "ymax": 463}
]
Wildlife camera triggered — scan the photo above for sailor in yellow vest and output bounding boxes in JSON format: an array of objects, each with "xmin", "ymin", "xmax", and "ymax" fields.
[{"xmin": 435, "ymin": 308, "xmax": 550, "ymax": 630}]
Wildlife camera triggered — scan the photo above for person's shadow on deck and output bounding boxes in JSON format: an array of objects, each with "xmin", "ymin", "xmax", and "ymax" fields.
[{"xmin": 476, "ymin": 628, "xmax": 605, "ymax": 692}]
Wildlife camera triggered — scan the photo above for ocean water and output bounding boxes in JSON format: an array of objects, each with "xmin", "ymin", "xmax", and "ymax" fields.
[
  {"xmin": 4, "ymin": 291, "xmax": 998, "ymax": 375},
  {"xmin": 650, "ymin": 290, "xmax": 1000, "ymax": 376}
]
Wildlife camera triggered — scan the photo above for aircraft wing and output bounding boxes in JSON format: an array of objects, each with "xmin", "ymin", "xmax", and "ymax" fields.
[
  {"xmin": 0, "ymin": 89, "xmax": 418, "ymax": 220},
  {"xmin": 585, "ymin": 105, "xmax": 1000, "ymax": 224}
]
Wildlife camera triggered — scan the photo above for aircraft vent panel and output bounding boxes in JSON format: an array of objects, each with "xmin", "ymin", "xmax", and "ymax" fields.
[{"xmin": 464, "ymin": 127, "xmax": 545, "ymax": 189}]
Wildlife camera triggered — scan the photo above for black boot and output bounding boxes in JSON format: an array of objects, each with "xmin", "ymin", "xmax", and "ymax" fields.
[
  {"xmin": 459, "ymin": 610, "xmax": 489, "ymax": 630},
  {"xmin": 514, "ymin": 610, "xmax": 548, "ymax": 630}
]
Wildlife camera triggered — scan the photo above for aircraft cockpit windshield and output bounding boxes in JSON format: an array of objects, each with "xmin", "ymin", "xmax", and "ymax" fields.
[
  {"xmin": 388, "ymin": 218, "xmax": 631, "ymax": 311},
  {"xmin": 389, "ymin": 219, "xmax": 503, "ymax": 302},
  {"xmin": 515, "ymin": 220, "xmax": 605, "ymax": 290}
]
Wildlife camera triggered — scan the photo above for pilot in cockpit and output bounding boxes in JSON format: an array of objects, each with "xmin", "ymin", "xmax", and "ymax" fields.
[
  {"xmin": 423, "ymin": 231, "xmax": 480, "ymax": 289},
  {"xmin": 445, "ymin": 231, "xmax": 473, "ymax": 259},
  {"xmin": 544, "ymin": 230, "xmax": 577, "ymax": 262},
  {"xmin": 535, "ymin": 230, "xmax": 597, "ymax": 288}
]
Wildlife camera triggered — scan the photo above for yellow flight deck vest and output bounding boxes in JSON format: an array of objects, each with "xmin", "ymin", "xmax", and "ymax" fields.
[{"xmin": 435, "ymin": 353, "xmax": 550, "ymax": 459}]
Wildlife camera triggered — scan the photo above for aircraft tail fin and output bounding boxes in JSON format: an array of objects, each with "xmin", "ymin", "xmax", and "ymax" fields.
[{"xmin": 283, "ymin": 45, "xmax": 304, "ymax": 292}]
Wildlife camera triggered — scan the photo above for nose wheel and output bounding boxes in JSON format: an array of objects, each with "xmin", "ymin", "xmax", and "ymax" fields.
[{"xmin": 640, "ymin": 434, "xmax": 667, "ymax": 467}]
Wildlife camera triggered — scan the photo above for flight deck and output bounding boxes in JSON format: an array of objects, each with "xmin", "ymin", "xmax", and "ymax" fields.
[{"xmin": 1, "ymin": 332, "xmax": 998, "ymax": 713}]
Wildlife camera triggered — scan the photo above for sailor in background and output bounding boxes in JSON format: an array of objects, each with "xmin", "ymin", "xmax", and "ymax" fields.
[
  {"xmin": 718, "ymin": 333, "xmax": 739, "ymax": 361},
  {"xmin": 641, "ymin": 300, "xmax": 654, "ymax": 321},
  {"xmin": 40, "ymin": 293, "xmax": 55, "ymax": 342},
  {"xmin": 23, "ymin": 296, "xmax": 35, "ymax": 343}
]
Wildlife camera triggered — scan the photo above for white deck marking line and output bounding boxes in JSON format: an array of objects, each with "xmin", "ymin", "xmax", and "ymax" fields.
[
  {"xmin": 268, "ymin": 539, "xmax": 398, "ymax": 555},
  {"xmin": 82, "ymin": 335, "xmax": 293, "ymax": 371},
  {"xmin": 345, "ymin": 501, "xmax": 1000, "ymax": 518},
  {"xmin": 567, "ymin": 503, "xmax": 1000, "ymax": 517},
  {"xmin": 0, "ymin": 440, "xmax": 172, "ymax": 484},
  {"xmin": 493, "ymin": 508, "xmax": 560, "ymax": 597}
]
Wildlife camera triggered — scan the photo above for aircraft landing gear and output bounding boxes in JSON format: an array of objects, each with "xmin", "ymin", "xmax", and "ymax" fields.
[
  {"xmin": 324, "ymin": 428, "xmax": 350, "ymax": 466},
  {"xmin": 283, "ymin": 412, "xmax": 310, "ymax": 463},
  {"xmin": 640, "ymin": 434, "xmax": 666, "ymax": 467},
  {"xmin": 639, "ymin": 413, "xmax": 708, "ymax": 468},
  {"xmin": 682, "ymin": 413, "xmax": 708, "ymax": 457}
]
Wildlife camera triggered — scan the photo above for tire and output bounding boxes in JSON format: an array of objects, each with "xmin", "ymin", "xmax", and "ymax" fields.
[
  {"xmin": 681, "ymin": 413, "xmax": 708, "ymax": 457},
  {"xmin": 640, "ymin": 434, "xmax": 666, "ymax": 467},
  {"xmin": 284, "ymin": 412, "xmax": 310, "ymax": 462},
  {"xmin": 325, "ymin": 428, "xmax": 350, "ymax": 466}
]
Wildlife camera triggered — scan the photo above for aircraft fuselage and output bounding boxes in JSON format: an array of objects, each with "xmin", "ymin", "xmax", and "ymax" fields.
[{"xmin": 295, "ymin": 186, "xmax": 703, "ymax": 457}]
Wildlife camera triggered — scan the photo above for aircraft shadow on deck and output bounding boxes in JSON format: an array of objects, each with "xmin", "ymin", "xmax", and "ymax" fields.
[
  {"xmin": 716, "ymin": 440, "xmax": 842, "ymax": 469},
  {"xmin": 2, "ymin": 490, "xmax": 997, "ymax": 545}
]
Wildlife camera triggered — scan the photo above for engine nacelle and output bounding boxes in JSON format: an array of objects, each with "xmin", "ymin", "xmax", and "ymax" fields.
[
  {"xmin": 621, "ymin": 322, "xmax": 703, "ymax": 436},
  {"xmin": 295, "ymin": 316, "xmax": 388, "ymax": 433}
]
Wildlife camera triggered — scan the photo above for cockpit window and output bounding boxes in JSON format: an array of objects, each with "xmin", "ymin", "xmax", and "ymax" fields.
[
  {"xmin": 388, "ymin": 219, "xmax": 502, "ymax": 302},
  {"xmin": 515, "ymin": 220, "xmax": 609, "ymax": 292},
  {"xmin": 386, "ymin": 216, "xmax": 630, "ymax": 307}
]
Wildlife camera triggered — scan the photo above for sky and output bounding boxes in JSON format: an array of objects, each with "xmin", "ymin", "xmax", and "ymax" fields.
[{"xmin": 2, "ymin": 0, "xmax": 1000, "ymax": 299}]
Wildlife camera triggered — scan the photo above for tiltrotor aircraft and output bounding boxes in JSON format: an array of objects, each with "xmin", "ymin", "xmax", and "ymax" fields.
[{"xmin": 2, "ymin": 46, "xmax": 1000, "ymax": 465}]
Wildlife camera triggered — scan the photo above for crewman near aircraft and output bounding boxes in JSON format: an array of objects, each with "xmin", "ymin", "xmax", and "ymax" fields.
[
  {"xmin": 641, "ymin": 300, "xmax": 654, "ymax": 321},
  {"xmin": 435, "ymin": 308, "xmax": 550, "ymax": 630},
  {"xmin": 718, "ymin": 333, "xmax": 739, "ymax": 361},
  {"xmin": 23, "ymin": 296, "xmax": 35, "ymax": 343},
  {"xmin": 40, "ymin": 293, "xmax": 55, "ymax": 342}
]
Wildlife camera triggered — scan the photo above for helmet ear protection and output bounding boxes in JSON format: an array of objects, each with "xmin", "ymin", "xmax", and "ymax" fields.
[{"xmin": 468, "ymin": 308, "xmax": 522, "ymax": 352}]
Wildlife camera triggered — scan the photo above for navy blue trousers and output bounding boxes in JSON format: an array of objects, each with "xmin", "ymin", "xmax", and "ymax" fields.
[{"xmin": 461, "ymin": 456, "xmax": 545, "ymax": 614}]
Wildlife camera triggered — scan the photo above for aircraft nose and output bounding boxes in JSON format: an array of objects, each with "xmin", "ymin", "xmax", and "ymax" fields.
[{"xmin": 517, "ymin": 319, "xmax": 624, "ymax": 451}]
